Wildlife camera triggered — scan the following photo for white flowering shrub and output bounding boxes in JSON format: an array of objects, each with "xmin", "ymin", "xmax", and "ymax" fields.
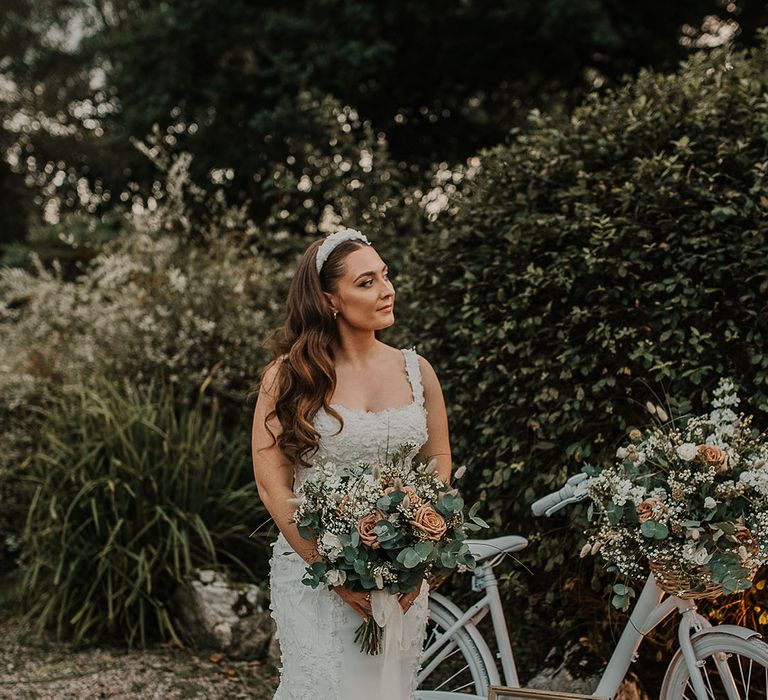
[
  {"xmin": 0, "ymin": 227, "xmax": 283, "ymax": 415},
  {"xmin": 582, "ymin": 378, "xmax": 768, "ymax": 609}
]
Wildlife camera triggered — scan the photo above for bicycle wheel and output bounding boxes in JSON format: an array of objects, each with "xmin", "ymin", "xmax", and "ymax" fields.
[
  {"xmin": 661, "ymin": 633, "xmax": 768, "ymax": 700},
  {"xmin": 416, "ymin": 594, "xmax": 499, "ymax": 697}
]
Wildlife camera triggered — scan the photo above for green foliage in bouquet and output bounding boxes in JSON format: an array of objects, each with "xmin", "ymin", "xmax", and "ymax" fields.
[
  {"xmin": 581, "ymin": 378, "xmax": 768, "ymax": 610},
  {"xmin": 16, "ymin": 374, "xmax": 269, "ymax": 647}
]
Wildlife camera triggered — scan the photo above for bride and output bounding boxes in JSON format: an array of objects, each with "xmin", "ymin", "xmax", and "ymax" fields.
[{"xmin": 250, "ymin": 228, "xmax": 453, "ymax": 699}]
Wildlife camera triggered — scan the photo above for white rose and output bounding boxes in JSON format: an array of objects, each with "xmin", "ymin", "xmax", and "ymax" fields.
[
  {"xmin": 703, "ymin": 496, "xmax": 717, "ymax": 510},
  {"xmin": 616, "ymin": 447, "xmax": 628, "ymax": 459},
  {"xmin": 325, "ymin": 569, "xmax": 347, "ymax": 587},
  {"xmin": 693, "ymin": 548, "xmax": 711, "ymax": 566},
  {"xmin": 676, "ymin": 443, "xmax": 698, "ymax": 461},
  {"xmin": 320, "ymin": 532, "xmax": 343, "ymax": 559}
]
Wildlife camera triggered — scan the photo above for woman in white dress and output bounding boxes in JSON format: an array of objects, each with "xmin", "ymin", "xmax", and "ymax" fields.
[{"xmin": 250, "ymin": 228, "xmax": 453, "ymax": 700}]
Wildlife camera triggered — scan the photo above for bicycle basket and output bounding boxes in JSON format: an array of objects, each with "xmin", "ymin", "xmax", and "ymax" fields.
[{"xmin": 649, "ymin": 534, "xmax": 761, "ymax": 600}]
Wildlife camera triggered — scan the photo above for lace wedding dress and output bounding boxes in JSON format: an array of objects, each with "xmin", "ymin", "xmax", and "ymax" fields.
[{"xmin": 268, "ymin": 346, "xmax": 431, "ymax": 700}]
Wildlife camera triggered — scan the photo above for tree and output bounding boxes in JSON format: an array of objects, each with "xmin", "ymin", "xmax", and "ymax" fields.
[{"xmin": 4, "ymin": 0, "xmax": 766, "ymax": 237}]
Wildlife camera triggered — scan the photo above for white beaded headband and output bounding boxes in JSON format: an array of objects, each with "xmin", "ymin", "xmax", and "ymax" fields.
[{"xmin": 315, "ymin": 228, "xmax": 371, "ymax": 274}]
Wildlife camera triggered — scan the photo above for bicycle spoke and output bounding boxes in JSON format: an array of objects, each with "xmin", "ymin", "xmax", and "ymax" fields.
[
  {"xmin": 435, "ymin": 664, "xmax": 472, "ymax": 692},
  {"xmin": 702, "ymin": 660, "xmax": 716, "ymax": 700},
  {"xmin": 680, "ymin": 647, "xmax": 768, "ymax": 700},
  {"xmin": 420, "ymin": 636, "xmax": 461, "ymax": 677},
  {"xmin": 443, "ymin": 678, "xmax": 477, "ymax": 693},
  {"xmin": 418, "ymin": 601, "xmax": 494, "ymax": 696},
  {"xmin": 742, "ymin": 657, "xmax": 753, "ymax": 697}
]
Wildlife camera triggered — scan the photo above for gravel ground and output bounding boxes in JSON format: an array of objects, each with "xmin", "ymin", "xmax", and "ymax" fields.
[{"xmin": 0, "ymin": 613, "xmax": 279, "ymax": 700}]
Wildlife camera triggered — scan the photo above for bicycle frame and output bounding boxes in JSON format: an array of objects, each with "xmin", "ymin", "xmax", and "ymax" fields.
[
  {"xmin": 420, "ymin": 553, "xmax": 519, "ymax": 688},
  {"xmin": 592, "ymin": 574, "xmax": 711, "ymax": 699},
  {"xmin": 425, "ymin": 561, "xmax": 718, "ymax": 700}
]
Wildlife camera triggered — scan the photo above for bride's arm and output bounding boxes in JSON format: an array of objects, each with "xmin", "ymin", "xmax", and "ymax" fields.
[
  {"xmin": 251, "ymin": 359, "xmax": 322, "ymax": 566},
  {"xmin": 416, "ymin": 355, "xmax": 452, "ymax": 483},
  {"xmin": 251, "ymin": 359, "xmax": 376, "ymax": 619}
]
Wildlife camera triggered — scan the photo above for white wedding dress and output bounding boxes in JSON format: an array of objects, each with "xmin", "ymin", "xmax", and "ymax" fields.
[{"xmin": 268, "ymin": 346, "xmax": 431, "ymax": 700}]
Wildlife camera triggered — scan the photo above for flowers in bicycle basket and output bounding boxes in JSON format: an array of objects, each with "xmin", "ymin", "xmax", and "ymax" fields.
[
  {"xmin": 290, "ymin": 442, "xmax": 488, "ymax": 654},
  {"xmin": 579, "ymin": 378, "xmax": 768, "ymax": 610}
]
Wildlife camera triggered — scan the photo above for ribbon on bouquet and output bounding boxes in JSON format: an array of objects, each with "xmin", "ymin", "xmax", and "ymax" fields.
[
  {"xmin": 371, "ymin": 589, "xmax": 408, "ymax": 699},
  {"xmin": 370, "ymin": 579, "xmax": 430, "ymax": 700}
]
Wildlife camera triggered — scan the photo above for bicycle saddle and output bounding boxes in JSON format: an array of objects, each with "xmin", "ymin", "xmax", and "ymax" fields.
[{"xmin": 465, "ymin": 535, "xmax": 528, "ymax": 564}]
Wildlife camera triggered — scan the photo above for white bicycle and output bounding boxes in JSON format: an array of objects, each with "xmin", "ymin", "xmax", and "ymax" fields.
[{"xmin": 415, "ymin": 473, "xmax": 768, "ymax": 700}]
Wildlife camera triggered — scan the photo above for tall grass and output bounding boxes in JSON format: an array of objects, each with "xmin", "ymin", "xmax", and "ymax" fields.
[{"xmin": 16, "ymin": 374, "xmax": 269, "ymax": 647}]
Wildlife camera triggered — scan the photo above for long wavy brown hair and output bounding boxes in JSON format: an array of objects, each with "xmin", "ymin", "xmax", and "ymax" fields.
[{"xmin": 250, "ymin": 236, "xmax": 382, "ymax": 468}]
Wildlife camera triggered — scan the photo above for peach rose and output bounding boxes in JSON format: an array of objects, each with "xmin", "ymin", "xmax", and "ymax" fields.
[
  {"xmin": 357, "ymin": 511, "xmax": 385, "ymax": 549},
  {"xmin": 636, "ymin": 498, "xmax": 660, "ymax": 523},
  {"xmin": 409, "ymin": 505, "xmax": 447, "ymax": 541},
  {"xmin": 696, "ymin": 444, "xmax": 729, "ymax": 473}
]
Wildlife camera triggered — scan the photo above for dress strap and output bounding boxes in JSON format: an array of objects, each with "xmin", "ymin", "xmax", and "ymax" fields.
[{"xmin": 401, "ymin": 347, "xmax": 425, "ymax": 408}]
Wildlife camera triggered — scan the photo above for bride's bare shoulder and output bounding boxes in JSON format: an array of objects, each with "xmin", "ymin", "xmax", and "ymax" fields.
[
  {"xmin": 375, "ymin": 341, "xmax": 408, "ymax": 361},
  {"xmin": 413, "ymin": 352, "xmax": 441, "ymax": 391}
]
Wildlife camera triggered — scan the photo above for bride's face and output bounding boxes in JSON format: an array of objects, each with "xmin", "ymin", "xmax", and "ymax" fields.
[{"xmin": 325, "ymin": 246, "xmax": 395, "ymax": 330}]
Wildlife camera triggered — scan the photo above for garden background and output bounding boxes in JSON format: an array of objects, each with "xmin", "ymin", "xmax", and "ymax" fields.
[{"xmin": 1, "ymin": 1, "xmax": 768, "ymax": 697}]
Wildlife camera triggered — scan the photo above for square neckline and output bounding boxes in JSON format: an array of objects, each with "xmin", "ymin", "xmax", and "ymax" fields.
[{"xmin": 329, "ymin": 347, "xmax": 416, "ymax": 415}]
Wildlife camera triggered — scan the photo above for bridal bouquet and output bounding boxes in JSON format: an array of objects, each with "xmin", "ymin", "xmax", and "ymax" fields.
[
  {"xmin": 580, "ymin": 378, "xmax": 768, "ymax": 610},
  {"xmin": 290, "ymin": 442, "xmax": 488, "ymax": 654}
]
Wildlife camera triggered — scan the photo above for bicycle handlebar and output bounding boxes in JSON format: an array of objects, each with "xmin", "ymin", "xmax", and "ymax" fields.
[{"xmin": 531, "ymin": 472, "xmax": 590, "ymax": 517}]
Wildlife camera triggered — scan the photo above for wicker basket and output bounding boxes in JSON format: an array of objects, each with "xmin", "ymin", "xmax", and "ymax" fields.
[{"xmin": 649, "ymin": 548, "xmax": 760, "ymax": 600}]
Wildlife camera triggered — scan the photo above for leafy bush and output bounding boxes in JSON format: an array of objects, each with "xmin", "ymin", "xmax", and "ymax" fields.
[
  {"xmin": 16, "ymin": 374, "xmax": 268, "ymax": 647},
  {"xmin": 396, "ymin": 32, "xmax": 768, "ymax": 681}
]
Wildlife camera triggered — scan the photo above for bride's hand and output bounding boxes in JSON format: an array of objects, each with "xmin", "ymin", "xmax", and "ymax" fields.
[
  {"xmin": 333, "ymin": 586, "xmax": 373, "ymax": 619},
  {"xmin": 398, "ymin": 588, "xmax": 421, "ymax": 614}
]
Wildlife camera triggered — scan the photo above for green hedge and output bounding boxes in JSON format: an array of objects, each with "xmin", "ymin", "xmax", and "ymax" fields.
[
  {"xmin": 396, "ymin": 31, "xmax": 768, "ymax": 682},
  {"xmin": 16, "ymin": 375, "xmax": 268, "ymax": 647}
]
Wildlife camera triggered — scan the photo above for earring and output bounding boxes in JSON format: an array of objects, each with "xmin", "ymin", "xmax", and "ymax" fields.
[{"xmin": 332, "ymin": 309, "xmax": 338, "ymax": 320}]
